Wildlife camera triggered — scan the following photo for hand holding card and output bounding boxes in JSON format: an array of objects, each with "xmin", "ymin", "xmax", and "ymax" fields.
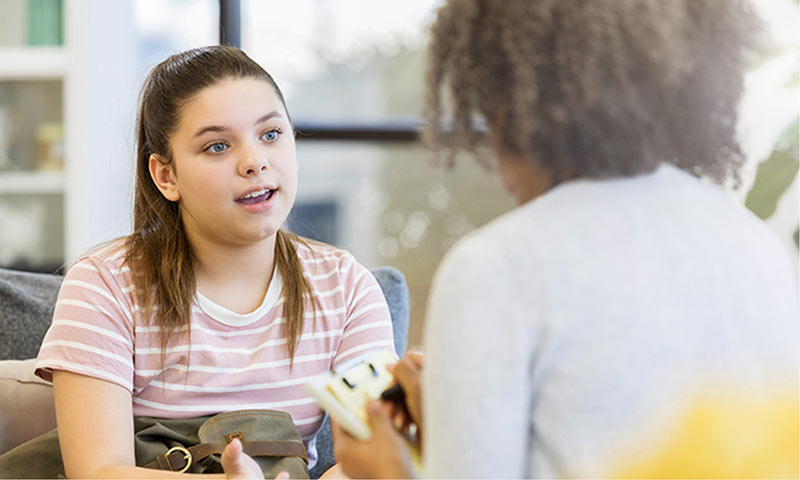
[{"xmin": 304, "ymin": 349, "xmax": 397, "ymax": 440}]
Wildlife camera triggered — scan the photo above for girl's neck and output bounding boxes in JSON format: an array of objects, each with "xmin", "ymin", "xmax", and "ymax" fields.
[{"xmin": 188, "ymin": 233, "xmax": 278, "ymax": 314}]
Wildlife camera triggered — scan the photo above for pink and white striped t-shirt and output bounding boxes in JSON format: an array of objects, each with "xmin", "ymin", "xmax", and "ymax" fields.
[{"xmin": 35, "ymin": 239, "xmax": 395, "ymax": 467}]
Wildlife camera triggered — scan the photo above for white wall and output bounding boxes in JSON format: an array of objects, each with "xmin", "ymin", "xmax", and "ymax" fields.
[{"xmin": 65, "ymin": 0, "xmax": 138, "ymax": 261}]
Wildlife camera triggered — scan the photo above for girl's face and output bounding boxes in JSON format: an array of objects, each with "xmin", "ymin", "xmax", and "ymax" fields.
[{"xmin": 150, "ymin": 77, "xmax": 298, "ymax": 248}]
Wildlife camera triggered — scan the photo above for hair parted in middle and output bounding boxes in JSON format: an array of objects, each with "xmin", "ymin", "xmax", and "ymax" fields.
[
  {"xmin": 423, "ymin": 0, "xmax": 761, "ymax": 187},
  {"xmin": 125, "ymin": 45, "xmax": 315, "ymax": 364}
]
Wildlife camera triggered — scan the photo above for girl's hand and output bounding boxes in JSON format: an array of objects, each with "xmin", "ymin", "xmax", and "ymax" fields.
[
  {"xmin": 222, "ymin": 438, "xmax": 286, "ymax": 480},
  {"xmin": 331, "ymin": 399, "xmax": 415, "ymax": 479}
]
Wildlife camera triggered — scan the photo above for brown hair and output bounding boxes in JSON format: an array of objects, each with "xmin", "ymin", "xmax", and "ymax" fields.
[
  {"xmin": 125, "ymin": 45, "xmax": 315, "ymax": 363},
  {"xmin": 424, "ymin": 0, "xmax": 761, "ymax": 187}
]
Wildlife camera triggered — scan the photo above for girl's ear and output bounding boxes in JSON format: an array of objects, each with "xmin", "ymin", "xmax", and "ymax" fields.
[{"xmin": 148, "ymin": 154, "xmax": 181, "ymax": 202}]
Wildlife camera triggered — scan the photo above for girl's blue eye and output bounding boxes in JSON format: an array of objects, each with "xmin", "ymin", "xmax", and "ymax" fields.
[
  {"xmin": 206, "ymin": 142, "xmax": 228, "ymax": 154},
  {"xmin": 261, "ymin": 129, "xmax": 279, "ymax": 142}
]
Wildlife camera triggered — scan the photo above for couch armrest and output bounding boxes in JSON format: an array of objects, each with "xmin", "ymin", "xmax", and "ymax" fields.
[{"xmin": 0, "ymin": 359, "xmax": 57, "ymax": 455}]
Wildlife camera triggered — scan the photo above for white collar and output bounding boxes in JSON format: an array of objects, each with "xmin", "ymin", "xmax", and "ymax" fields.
[{"xmin": 194, "ymin": 266, "xmax": 283, "ymax": 327}]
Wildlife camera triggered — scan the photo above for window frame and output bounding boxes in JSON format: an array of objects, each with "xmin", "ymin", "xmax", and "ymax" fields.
[{"xmin": 219, "ymin": 0, "xmax": 421, "ymax": 144}]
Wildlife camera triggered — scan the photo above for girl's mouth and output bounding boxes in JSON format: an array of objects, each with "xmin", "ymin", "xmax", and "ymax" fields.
[{"xmin": 236, "ymin": 188, "xmax": 275, "ymax": 205}]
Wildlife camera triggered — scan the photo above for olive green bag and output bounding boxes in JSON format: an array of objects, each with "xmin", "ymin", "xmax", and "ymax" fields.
[{"xmin": 0, "ymin": 409, "xmax": 309, "ymax": 479}]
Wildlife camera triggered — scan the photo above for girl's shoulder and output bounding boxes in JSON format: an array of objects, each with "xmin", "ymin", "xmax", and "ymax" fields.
[
  {"xmin": 291, "ymin": 236, "xmax": 372, "ymax": 282},
  {"xmin": 56, "ymin": 239, "xmax": 136, "ymax": 328},
  {"xmin": 66, "ymin": 238, "xmax": 131, "ymax": 282},
  {"xmin": 293, "ymin": 236, "xmax": 355, "ymax": 267}
]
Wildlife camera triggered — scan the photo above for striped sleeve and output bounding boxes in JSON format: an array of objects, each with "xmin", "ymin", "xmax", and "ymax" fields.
[
  {"xmin": 35, "ymin": 256, "xmax": 135, "ymax": 392},
  {"xmin": 333, "ymin": 254, "xmax": 396, "ymax": 367}
]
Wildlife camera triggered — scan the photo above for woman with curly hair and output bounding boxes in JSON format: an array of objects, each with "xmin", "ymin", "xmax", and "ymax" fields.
[{"xmin": 332, "ymin": 0, "xmax": 798, "ymax": 478}]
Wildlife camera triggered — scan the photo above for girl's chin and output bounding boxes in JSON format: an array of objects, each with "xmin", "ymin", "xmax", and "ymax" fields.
[
  {"xmin": 209, "ymin": 226, "xmax": 282, "ymax": 247},
  {"xmin": 246, "ymin": 224, "xmax": 287, "ymax": 242},
  {"xmin": 239, "ymin": 228, "xmax": 281, "ymax": 243}
]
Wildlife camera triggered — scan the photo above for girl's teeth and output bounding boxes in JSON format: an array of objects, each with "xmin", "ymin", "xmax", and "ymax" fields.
[
  {"xmin": 237, "ymin": 188, "xmax": 275, "ymax": 205},
  {"xmin": 243, "ymin": 189, "xmax": 270, "ymax": 199}
]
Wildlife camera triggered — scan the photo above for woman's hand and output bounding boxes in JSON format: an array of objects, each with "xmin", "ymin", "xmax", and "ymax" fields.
[
  {"xmin": 222, "ymin": 439, "xmax": 287, "ymax": 480},
  {"xmin": 385, "ymin": 351, "xmax": 424, "ymax": 436},
  {"xmin": 331, "ymin": 399, "xmax": 415, "ymax": 479}
]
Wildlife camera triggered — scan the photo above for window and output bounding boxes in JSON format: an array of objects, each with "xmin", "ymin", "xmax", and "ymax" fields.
[
  {"xmin": 135, "ymin": 0, "xmax": 219, "ymax": 73},
  {"xmin": 242, "ymin": 1, "xmax": 515, "ymax": 346}
]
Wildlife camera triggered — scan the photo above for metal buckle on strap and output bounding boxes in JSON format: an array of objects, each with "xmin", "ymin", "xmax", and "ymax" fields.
[{"xmin": 165, "ymin": 445, "xmax": 192, "ymax": 473}]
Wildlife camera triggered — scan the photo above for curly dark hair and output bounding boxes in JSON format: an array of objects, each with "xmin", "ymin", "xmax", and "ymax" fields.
[{"xmin": 423, "ymin": 0, "xmax": 762, "ymax": 187}]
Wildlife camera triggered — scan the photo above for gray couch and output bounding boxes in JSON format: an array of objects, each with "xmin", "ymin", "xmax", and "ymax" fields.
[{"xmin": 0, "ymin": 266, "xmax": 410, "ymax": 478}]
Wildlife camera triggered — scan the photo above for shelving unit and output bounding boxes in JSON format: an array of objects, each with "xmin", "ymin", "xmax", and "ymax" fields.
[
  {"xmin": 0, "ymin": 1, "xmax": 66, "ymax": 271},
  {"xmin": 0, "ymin": 47, "xmax": 67, "ymax": 79},
  {"xmin": 0, "ymin": 0, "xmax": 138, "ymax": 272},
  {"xmin": 0, "ymin": 171, "xmax": 64, "ymax": 195}
]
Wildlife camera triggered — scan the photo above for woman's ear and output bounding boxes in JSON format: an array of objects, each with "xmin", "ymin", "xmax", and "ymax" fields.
[{"xmin": 148, "ymin": 154, "xmax": 181, "ymax": 202}]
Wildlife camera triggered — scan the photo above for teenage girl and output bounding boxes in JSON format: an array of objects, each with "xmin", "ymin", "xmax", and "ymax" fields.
[{"xmin": 32, "ymin": 46, "xmax": 395, "ymax": 479}]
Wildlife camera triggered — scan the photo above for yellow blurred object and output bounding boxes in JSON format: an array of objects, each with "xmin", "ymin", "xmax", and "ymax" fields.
[
  {"xmin": 36, "ymin": 122, "xmax": 63, "ymax": 171},
  {"xmin": 616, "ymin": 393, "xmax": 799, "ymax": 479}
]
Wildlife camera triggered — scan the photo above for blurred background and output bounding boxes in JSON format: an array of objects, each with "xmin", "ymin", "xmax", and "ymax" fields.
[{"xmin": 0, "ymin": 0, "xmax": 797, "ymax": 347}]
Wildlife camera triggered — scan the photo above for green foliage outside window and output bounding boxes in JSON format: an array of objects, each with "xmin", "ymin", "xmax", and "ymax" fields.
[{"xmin": 745, "ymin": 118, "xmax": 800, "ymax": 248}]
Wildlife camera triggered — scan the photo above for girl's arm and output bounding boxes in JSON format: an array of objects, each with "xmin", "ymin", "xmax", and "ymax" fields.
[{"xmin": 53, "ymin": 371, "xmax": 266, "ymax": 479}]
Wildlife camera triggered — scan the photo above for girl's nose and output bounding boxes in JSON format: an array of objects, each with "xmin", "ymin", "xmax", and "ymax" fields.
[
  {"xmin": 241, "ymin": 161, "xmax": 268, "ymax": 176},
  {"xmin": 239, "ymin": 147, "xmax": 269, "ymax": 176}
]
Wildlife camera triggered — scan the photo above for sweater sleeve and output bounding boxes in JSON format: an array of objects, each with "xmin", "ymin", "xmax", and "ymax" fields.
[
  {"xmin": 422, "ymin": 235, "xmax": 535, "ymax": 478},
  {"xmin": 35, "ymin": 256, "xmax": 136, "ymax": 392}
]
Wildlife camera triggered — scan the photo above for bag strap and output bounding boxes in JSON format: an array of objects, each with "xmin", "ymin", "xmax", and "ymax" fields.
[{"xmin": 145, "ymin": 441, "xmax": 309, "ymax": 472}]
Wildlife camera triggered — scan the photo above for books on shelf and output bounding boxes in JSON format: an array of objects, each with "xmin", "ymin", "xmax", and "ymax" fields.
[
  {"xmin": 27, "ymin": 0, "xmax": 63, "ymax": 46},
  {"xmin": 0, "ymin": 0, "xmax": 63, "ymax": 47}
]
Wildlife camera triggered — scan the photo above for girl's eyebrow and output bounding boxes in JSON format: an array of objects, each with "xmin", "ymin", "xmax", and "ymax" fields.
[{"xmin": 192, "ymin": 110, "xmax": 283, "ymax": 138}]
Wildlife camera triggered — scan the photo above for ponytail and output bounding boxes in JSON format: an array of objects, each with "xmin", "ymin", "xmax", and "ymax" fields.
[{"xmin": 275, "ymin": 230, "xmax": 318, "ymax": 365}]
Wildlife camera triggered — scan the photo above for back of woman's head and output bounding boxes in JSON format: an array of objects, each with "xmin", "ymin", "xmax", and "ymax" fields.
[{"xmin": 424, "ymin": 0, "xmax": 761, "ymax": 186}]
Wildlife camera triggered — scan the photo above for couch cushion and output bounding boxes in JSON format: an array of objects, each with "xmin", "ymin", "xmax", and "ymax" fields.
[
  {"xmin": 0, "ymin": 269, "xmax": 63, "ymax": 361},
  {"xmin": 370, "ymin": 266, "xmax": 409, "ymax": 357},
  {"xmin": 0, "ymin": 359, "xmax": 57, "ymax": 455}
]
